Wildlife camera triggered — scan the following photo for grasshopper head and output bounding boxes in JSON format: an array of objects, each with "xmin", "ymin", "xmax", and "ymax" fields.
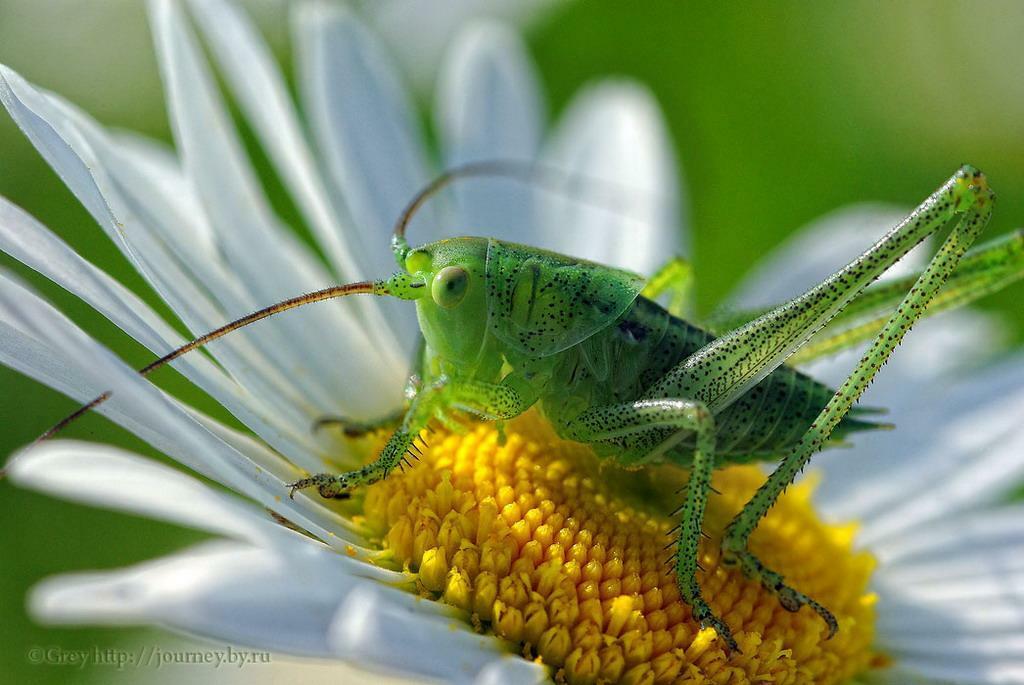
[
  {"xmin": 402, "ymin": 238, "xmax": 491, "ymax": 367},
  {"xmin": 398, "ymin": 236, "xmax": 647, "ymax": 366}
]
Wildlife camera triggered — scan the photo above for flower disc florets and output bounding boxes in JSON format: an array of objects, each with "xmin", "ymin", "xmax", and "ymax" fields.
[{"xmin": 359, "ymin": 413, "xmax": 881, "ymax": 684}]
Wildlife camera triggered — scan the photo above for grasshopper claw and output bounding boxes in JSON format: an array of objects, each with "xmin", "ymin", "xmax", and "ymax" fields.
[
  {"xmin": 691, "ymin": 600, "xmax": 740, "ymax": 654},
  {"xmin": 287, "ymin": 474, "xmax": 351, "ymax": 500}
]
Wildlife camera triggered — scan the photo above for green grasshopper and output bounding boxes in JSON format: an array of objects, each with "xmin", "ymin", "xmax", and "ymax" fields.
[{"xmin": 35, "ymin": 163, "xmax": 1024, "ymax": 653}]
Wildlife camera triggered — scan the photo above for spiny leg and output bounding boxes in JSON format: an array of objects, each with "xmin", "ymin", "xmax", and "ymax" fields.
[
  {"xmin": 562, "ymin": 399, "xmax": 738, "ymax": 652},
  {"xmin": 790, "ymin": 228, "xmax": 1024, "ymax": 363},
  {"xmin": 642, "ymin": 256, "xmax": 695, "ymax": 318},
  {"xmin": 289, "ymin": 379, "xmax": 524, "ymax": 499},
  {"xmin": 652, "ymin": 165, "xmax": 997, "ymax": 415},
  {"xmin": 704, "ymin": 228, "xmax": 1024, "ymax": 362},
  {"xmin": 721, "ymin": 170, "xmax": 995, "ymax": 635}
]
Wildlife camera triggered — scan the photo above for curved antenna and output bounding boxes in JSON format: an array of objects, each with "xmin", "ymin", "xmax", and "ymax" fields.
[
  {"xmin": 28, "ymin": 280, "xmax": 384, "ymax": 447},
  {"xmin": 390, "ymin": 159, "xmax": 662, "ymax": 262}
]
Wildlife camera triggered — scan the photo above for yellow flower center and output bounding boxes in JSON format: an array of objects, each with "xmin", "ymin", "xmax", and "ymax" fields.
[{"xmin": 359, "ymin": 412, "xmax": 882, "ymax": 684}]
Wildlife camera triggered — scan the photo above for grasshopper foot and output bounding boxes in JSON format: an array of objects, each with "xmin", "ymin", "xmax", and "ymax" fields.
[
  {"xmin": 777, "ymin": 583, "xmax": 838, "ymax": 638},
  {"xmin": 675, "ymin": 552, "xmax": 741, "ymax": 654},
  {"xmin": 287, "ymin": 473, "xmax": 353, "ymax": 500},
  {"xmin": 722, "ymin": 545, "xmax": 838, "ymax": 639},
  {"xmin": 288, "ymin": 429, "xmax": 417, "ymax": 500},
  {"xmin": 689, "ymin": 596, "xmax": 740, "ymax": 654}
]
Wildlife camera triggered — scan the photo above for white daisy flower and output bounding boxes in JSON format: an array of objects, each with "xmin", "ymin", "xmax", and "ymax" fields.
[{"xmin": 2, "ymin": 1, "xmax": 1022, "ymax": 684}]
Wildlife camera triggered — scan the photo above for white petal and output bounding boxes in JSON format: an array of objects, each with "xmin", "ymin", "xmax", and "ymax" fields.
[
  {"xmin": 0, "ymin": 64, "xmax": 113, "ymax": 236},
  {"xmin": 0, "ymin": 65, "xmax": 313, "ymax": 418},
  {"xmin": 720, "ymin": 202, "xmax": 1009, "ymax": 521},
  {"xmin": 473, "ymin": 659, "xmax": 549, "ymax": 685},
  {"xmin": 29, "ymin": 541, "xmax": 401, "ymax": 657},
  {"xmin": 801, "ymin": 310, "xmax": 1006, "ymax": 404},
  {"xmin": 365, "ymin": 0, "xmax": 557, "ymax": 90},
  {"xmin": 102, "ymin": 130, "xmax": 305, "ymax": 374},
  {"xmin": 98, "ymin": 133, "xmax": 366, "ymax": 431},
  {"xmin": 0, "ymin": 63, "xmax": 392, "ymax": 441},
  {"xmin": 816, "ymin": 350, "xmax": 1024, "ymax": 540},
  {"xmin": 184, "ymin": 0, "xmax": 350, "ymax": 278},
  {"xmin": 877, "ymin": 557, "xmax": 1024, "ymax": 615},
  {"xmin": 149, "ymin": 0, "xmax": 403, "ymax": 416},
  {"xmin": 541, "ymin": 81, "xmax": 684, "ymax": 275},
  {"xmin": 0, "ymin": 64, "xmax": 232, "ymax": 343},
  {"xmin": 7, "ymin": 441, "xmax": 288, "ymax": 545},
  {"xmin": 723, "ymin": 203, "xmax": 1006, "ymax": 403},
  {"xmin": 0, "ymin": 195, "xmax": 209, "ymax": 371},
  {"xmin": 887, "ymin": 658, "xmax": 1024, "ymax": 685},
  {"xmin": 810, "ymin": 312, "xmax": 1006, "ymax": 514},
  {"xmin": 188, "ymin": 411, "xmax": 374, "ymax": 543},
  {"xmin": 29, "ymin": 540, "xmax": 519, "ymax": 683},
  {"xmin": 878, "ymin": 621, "xmax": 1024, "ymax": 683},
  {"xmin": 106, "ymin": 131, "xmax": 218, "ymax": 252},
  {"xmin": 0, "ymin": 271, "xmax": 383, "ymax": 550},
  {"xmin": 869, "ymin": 506, "xmax": 1024, "ymax": 684},
  {"xmin": 0, "ymin": 195, "xmax": 329, "ymax": 467},
  {"xmin": 435, "ymin": 21, "xmax": 543, "ymax": 243},
  {"xmin": 329, "ymin": 584, "xmax": 546, "ymax": 685},
  {"xmin": 185, "ymin": 0, "xmax": 405, "ymax": 372},
  {"xmin": 876, "ymin": 505, "xmax": 1024, "ymax": 571},
  {"xmin": 294, "ymin": 2, "xmax": 427, "ymax": 348},
  {"xmin": 148, "ymin": 0, "xmax": 326, "ymax": 300},
  {"xmin": 878, "ymin": 594, "xmax": 1024, "ymax": 640}
]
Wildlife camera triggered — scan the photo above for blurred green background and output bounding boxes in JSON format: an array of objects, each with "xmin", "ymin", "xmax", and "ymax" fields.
[{"xmin": 2, "ymin": 1, "xmax": 1023, "ymax": 683}]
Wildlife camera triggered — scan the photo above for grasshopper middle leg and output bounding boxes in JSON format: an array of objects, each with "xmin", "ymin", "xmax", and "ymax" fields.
[
  {"xmin": 561, "ymin": 398, "xmax": 737, "ymax": 651},
  {"xmin": 312, "ymin": 409, "xmax": 405, "ymax": 437},
  {"xmin": 599, "ymin": 166, "xmax": 995, "ymax": 650},
  {"xmin": 312, "ymin": 372, "xmax": 425, "ymax": 436}
]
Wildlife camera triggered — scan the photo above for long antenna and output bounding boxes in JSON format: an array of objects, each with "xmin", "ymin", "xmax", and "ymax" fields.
[
  {"xmin": 393, "ymin": 161, "xmax": 535, "ymax": 243},
  {"xmin": 29, "ymin": 280, "xmax": 382, "ymax": 446},
  {"xmin": 391, "ymin": 159, "xmax": 660, "ymax": 260}
]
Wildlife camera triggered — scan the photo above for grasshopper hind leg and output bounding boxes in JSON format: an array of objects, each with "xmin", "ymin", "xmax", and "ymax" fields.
[{"xmin": 721, "ymin": 168, "xmax": 994, "ymax": 636}]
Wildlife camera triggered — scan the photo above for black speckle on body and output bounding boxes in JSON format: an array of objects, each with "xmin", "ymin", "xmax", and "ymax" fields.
[{"xmin": 541, "ymin": 296, "xmax": 869, "ymax": 465}]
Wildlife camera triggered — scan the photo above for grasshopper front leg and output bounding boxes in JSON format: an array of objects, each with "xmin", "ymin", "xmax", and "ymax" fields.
[
  {"xmin": 561, "ymin": 398, "xmax": 737, "ymax": 652},
  {"xmin": 289, "ymin": 378, "xmax": 524, "ymax": 499}
]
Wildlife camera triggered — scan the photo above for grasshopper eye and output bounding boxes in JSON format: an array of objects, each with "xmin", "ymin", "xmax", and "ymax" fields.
[{"xmin": 432, "ymin": 266, "xmax": 469, "ymax": 308}]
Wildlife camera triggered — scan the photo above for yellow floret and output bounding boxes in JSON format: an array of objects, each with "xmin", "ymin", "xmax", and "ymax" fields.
[{"xmin": 361, "ymin": 411, "xmax": 881, "ymax": 684}]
